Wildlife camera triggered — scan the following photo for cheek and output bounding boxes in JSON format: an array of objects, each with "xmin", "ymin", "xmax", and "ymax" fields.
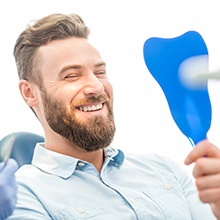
[
  {"xmin": 58, "ymin": 84, "xmax": 80, "ymax": 103},
  {"xmin": 103, "ymin": 80, "xmax": 113, "ymax": 98}
]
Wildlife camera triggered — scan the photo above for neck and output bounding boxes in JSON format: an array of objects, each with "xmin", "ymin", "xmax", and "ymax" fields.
[{"xmin": 44, "ymin": 132, "xmax": 104, "ymax": 172}]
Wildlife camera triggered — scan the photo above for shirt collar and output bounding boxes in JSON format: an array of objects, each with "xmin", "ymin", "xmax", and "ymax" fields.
[
  {"xmin": 32, "ymin": 143, "xmax": 78, "ymax": 179},
  {"xmin": 104, "ymin": 146, "xmax": 124, "ymax": 168},
  {"xmin": 32, "ymin": 144, "xmax": 124, "ymax": 179}
]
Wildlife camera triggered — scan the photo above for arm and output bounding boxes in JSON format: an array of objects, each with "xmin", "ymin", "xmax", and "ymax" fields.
[
  {"xmin": 185, "ymin": 140, "xmax": 220, "ymax": 219},
  {"xmin": 0, "ymin": 159, "xmax": 18, "ymax": 220},
  {"xmin": 7, "ymin": 183, "xmax": 52, "ymax": 220}
]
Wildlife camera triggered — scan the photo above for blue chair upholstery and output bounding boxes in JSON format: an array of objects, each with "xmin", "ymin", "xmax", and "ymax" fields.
[{"xmin": 0, "ymin": 132, "xmax": 44, "ymax": 167}]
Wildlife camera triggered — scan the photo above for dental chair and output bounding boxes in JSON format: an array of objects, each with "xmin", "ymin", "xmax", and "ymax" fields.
[{"xmin": 0, "ymin": 132, "xmax": 44, "ymax": 167}]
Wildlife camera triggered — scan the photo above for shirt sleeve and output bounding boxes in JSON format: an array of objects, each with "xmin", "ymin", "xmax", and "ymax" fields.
[
  {"xmin": 6, "ymin": 167, "xmax": 52, "ymax": 220},
  {"xmin": 7, "ymin": 182, "xmax": 52, "ymax": 220}
]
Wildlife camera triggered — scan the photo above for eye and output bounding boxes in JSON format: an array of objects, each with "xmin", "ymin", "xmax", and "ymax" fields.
[
  {"xmin": 64, "ymin": 73, "xmax": 80, "ymax": 81},
  {"xmin": 95, "ymin": 71, "xmax": 107, "ymax": 78}
]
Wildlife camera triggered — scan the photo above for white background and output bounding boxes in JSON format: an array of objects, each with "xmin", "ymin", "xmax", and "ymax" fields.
[{"xmin": 1, "ymin": 0, "xmax": 220, "ymax": 173}]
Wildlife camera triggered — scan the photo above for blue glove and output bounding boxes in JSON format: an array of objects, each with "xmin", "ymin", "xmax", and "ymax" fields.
[{"xmin": 0, "ymin": 159, "xmax": 18, "ymax": 220}]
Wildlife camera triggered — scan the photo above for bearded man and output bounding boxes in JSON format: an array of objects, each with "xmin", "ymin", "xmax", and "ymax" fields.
[{"xmin": 8, "ymin": 13, "xmax": 219, "ymax": 220}]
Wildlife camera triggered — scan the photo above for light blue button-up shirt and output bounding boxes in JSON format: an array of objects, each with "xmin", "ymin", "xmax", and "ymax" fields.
[{"xmin": 8, "ymin": 144, "xmax": 215, "ymax": 219}]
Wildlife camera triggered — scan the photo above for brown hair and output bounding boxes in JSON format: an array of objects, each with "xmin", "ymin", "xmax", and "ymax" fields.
[{"xmin": 14, "ymin": 13, "xmax": 90, "ymax": 87}]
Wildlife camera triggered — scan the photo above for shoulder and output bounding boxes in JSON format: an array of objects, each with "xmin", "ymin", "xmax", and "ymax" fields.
[
  {"xmin": 15, "ymin": 164, "xmax": 44, "ymax": 186},
  {"xmin": 16, "ymin": 164, "xmax": 38, "ymax": 176},
  {"xmin": 124, "ymin": 152, "xmax": 185, "ymax": 176},
  {"xmin": 125, "ymin": 152, "xmax": 177, "ymax": 166}
]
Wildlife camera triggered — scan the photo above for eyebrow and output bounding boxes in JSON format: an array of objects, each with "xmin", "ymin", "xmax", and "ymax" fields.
[
  {"xmin": 59, "ymin": 61, "xmax": 106, "ymax": 75},
  {"xmin": 95, "ymin": 61, "xmax": 106, "ymax": 68},
  {"xmin": 59, "ymin": 65, "xmax": 81, "ymax": 75}
]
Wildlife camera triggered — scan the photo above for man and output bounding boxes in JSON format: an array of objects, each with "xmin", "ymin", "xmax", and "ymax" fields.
[
  {"xmin": 0, "ymin": 159, "xmax": 18, "ymax": 220},
  {"xmin": 7, "ymin": 13, "xmax": 220, "ymax": 219}
]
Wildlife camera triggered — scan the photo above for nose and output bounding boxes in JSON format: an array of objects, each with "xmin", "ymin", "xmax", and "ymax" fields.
[{"xmin": 82, "ymin": 73, "xmax": 104, "ymax": 97}]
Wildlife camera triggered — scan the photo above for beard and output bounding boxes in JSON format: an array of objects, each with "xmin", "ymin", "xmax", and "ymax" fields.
[{"xmin": 41, "ymin": 90, "xmax": 116, "ymax": 152}]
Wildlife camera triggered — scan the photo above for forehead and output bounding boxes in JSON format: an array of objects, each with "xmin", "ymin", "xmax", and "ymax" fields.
[{"xmin": 37, "ymin": 37, "xmax": 104, "ymax": 74}]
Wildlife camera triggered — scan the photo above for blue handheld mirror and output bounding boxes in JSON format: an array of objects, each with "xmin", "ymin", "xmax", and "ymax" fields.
[{"xmin": 143, "ymin": 31, "xmax": 212, "ymax": 146}]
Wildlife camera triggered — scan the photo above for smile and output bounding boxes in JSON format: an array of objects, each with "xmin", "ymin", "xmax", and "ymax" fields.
[{"xmin": 77, "ymin": 103, "xmax": 103, "ymax": 112}]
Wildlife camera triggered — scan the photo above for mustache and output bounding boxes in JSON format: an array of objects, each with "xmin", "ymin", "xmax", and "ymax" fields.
[{"xmin": 71, "ymin": 94, "xmax": 109, "ymax": 109}]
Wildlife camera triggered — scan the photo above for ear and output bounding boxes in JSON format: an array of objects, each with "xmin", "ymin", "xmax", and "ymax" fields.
[{"xmin": 19, "ymin": 79, "xmax": 39, "ymax": 107}]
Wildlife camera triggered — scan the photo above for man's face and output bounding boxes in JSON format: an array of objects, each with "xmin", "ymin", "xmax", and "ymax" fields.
[{"xmin": 37, "ymin": 37, "xmax": 115, "ymax": 151}]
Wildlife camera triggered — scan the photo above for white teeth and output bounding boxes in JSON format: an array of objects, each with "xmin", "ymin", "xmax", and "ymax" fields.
[
  {"xmin": 78, "ymin": 103, "xmax": 102, "ymax": 112},
  {"xmin": 87, "ymin": 106, "xmax": 91, "ymax": 111},
  {"xmin": 91, "ymin": 105, "xmax": 96, "ymax": 110}
]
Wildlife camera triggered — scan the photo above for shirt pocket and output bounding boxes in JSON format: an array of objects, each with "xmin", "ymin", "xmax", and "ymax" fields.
[
  {"xmin": 142, "ymin": 180, "xmax": 192, "ymax": 220},
  {"xmin": 54, "ymin": 203, "xmax": 110, "ymax": 220}
]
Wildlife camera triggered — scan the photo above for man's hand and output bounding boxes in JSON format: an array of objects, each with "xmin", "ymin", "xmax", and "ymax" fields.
[
  {"xmin": 0, "ymin": 159, "xmax": 18, "ymax": 220},
  {"xmin": 185, "ymin": 140, "xmax": 220, "ymax": 219}
]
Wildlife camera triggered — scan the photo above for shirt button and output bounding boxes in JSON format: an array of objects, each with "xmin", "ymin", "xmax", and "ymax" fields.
[
  {"xmin": 163, "ymin": 183, "xmax": 171, "ymax": 190},
  {"xmin": 78, "ymin": 162, "xmax": 85, "ymax": 167},
  {"xmin": 128, "ymin": 197, "xmax": 135, "ymax": 203},
  {"xmin": 76, "ymin": 207, "xmax": 85, "ymax": 213}
]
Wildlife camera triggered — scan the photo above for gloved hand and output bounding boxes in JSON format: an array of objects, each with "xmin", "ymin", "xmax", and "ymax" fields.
[{"xmin": 0, "ymin": 159, "xmax": 18, "ymax": 220}]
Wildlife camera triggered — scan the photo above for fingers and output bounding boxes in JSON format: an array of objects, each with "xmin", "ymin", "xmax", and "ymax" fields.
[
  {"xmin": 192, "ymin": 158, "xmax": 220, "ymax": 204},
  {"xmin": 185, "ymin": 140, "xmax": 220, "ymax": 219},
  {"xmin": 192, "ymin": 158, "xmax": 220, "ymax": 177},
  {"xmin": 185, "ymin": 140, "xmax": 220, "ymax": 165},
  {"xmin": 198, "ymin": 187, "xmax": 220, "ymax": 203},
  {"xmin": 0, "ymin": 162, "xmax": 4, "ymax": 170},
  {"xmin": 1, "ymin": 159, "xmax": 18, "ymax": 176},
  {"xmin": 195, "ymin": 173, "xmax": 220, "ymax": 190}
]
